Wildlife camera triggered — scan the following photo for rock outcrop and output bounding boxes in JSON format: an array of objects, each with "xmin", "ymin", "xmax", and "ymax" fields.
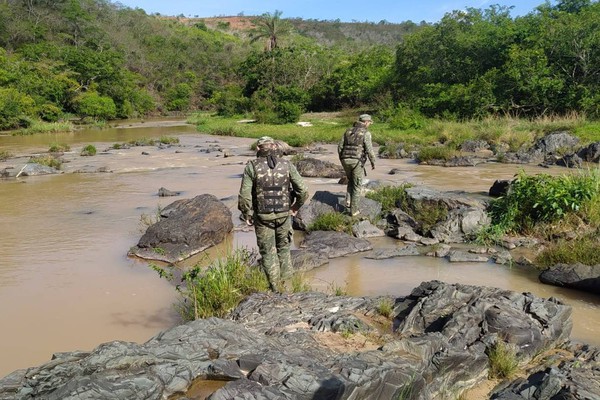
[
  {"xmin": 0, "ymin": 281, "xmax": 575, "ymax": 400},
  {"xmin": 128, "ymin": 194, "xmax": 233, "ymax": 263}
]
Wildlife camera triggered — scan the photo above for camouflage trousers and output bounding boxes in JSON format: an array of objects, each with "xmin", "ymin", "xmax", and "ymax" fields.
[
  {"xmin": 254, "ymin": 215, "xmax": 293, "ymax": 291},
  {"xmin": 341, "ymin": 158, "xmax": 365, "ymax": 214}
]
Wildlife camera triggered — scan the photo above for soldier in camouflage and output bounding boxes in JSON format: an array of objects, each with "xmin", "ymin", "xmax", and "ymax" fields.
[
  {"xmin": 338, "ymin": 114, "xmax": 376, "ymax": 216},
  {"xmin": 238, "ymin": 136, "xmax": 308, "ymax": 291}
]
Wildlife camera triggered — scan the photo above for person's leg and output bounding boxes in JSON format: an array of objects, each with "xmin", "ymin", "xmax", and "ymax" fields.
[
  {"xmin": 342, "ymin": 159, "xmax": 361, "ymax": 213},
  {"xmin": 274, "ymin": 216, "xmax": 293, "ymax": 282},
  {"xmin": 254, "ymin": 218, "xmax": 280, "ymax": 291}
]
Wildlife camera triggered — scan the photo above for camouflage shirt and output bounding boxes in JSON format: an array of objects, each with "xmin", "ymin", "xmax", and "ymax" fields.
[
  {"xmin": 238, "ymin": 154, "xmax": 308, "ymax": 221},
  {"xmin": 337, "ymin": 121, "xmax": 376, "ymax": 167}
]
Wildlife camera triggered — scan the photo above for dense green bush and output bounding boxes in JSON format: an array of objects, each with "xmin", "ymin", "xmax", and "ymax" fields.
[
  {"xmin": 73, "ymin": 92, "xmax": 117, "ymax": 121},
  {"xmin": 489, "ymin": 169, "xmax": 600, "ymax": 233},
  {"xmin": 0, "ymin": 88, "xmax": 35, "ymax": 130}
]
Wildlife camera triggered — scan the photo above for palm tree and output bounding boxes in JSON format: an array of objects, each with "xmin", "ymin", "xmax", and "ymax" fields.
[{"xmin": 250, "ymin": 10, "xmax": 292, "ymax": 52}]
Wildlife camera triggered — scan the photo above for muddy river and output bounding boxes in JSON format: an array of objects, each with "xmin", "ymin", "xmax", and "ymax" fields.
[{"xmin": 1, "ymin": 119, "xmax": 598, "ymax": 378}]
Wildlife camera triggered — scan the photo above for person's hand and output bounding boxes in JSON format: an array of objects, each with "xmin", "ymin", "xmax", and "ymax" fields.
[
  {"xmin": 371, "ymin": 163, "xmax": 375, "ymax": 170},
  {"xmin": 290, "ymin": 208, "xmax": 298, "ymax": 217}
]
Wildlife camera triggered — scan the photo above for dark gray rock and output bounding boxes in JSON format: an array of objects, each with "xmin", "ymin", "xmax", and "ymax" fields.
[
  {"xmin": 157, "ymin": 187, "xmax": 181, "ymax": 197},
  {"xmin": 300, "ymin": 231, "xmax": 372, "ymax": 258},
  {"xmin": 539, "ymin": 263, "xmax": 600, "ymax": 294},
  {"xmin": 293, "ymin": 157, "xmax": 344, "ymax": 179},
  {"xmin": 491, "ymin": 343, "xmax": 600, "ymax": 400},
  {"xmin": 577, "ymin": 141, "xmax": 600, "ymax": 162},
  {"xmin": 129, "ymin": 194, "xmax": 233, "ymax": 263},
  {"xmin": 489, "ymin": 179, "xmax": 510, "ymax": 197},
  {"xmin": 16, "ymin": 163, "xmax": 61, "ymax": 177},
  {"xmin": 0, "ymin": 281, "xmax": 576, "ymax": 400}
]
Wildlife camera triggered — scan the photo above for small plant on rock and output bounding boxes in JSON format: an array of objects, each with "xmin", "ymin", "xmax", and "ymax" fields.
[
  {"xmin": 488, "ymin": 340, "xmax": 519, "ymax": 379},
  {"xmin": 80, "ymin": 144, "xmax": 97, "ymax": 156}
]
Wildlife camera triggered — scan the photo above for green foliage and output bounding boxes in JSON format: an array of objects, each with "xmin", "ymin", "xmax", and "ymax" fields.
[
  {"xmin": 366, "ymin": 183, "xmax": 448, "ymax": 234},
  {"xmin": 376, "ymin": 297, "xmax": 394, "ymax": 318},
  {"xmin": 366, "ymin": 184, "xmax": 413, "ymax": 213},
  {"xmin": 489, "ymin": 169, "xmax": 600, "ymax": 234},
  {"xmin": 29, "ymin": 154, "xmax": 62, "ymax": 169},
  {"xmin": 380, "ymin": 105, "xmax": 427, "ymax": 130},
  {"xmin": 308, "ymin": 212, "xmax": 354, "ymax": 235},
  {"xmin": 174, "ymin": 249, "xmax": 270, "ymax": 320},
  {"xmin": 536, "ymin": 235, "xmax": 600, "ymax": 268},
  {"xmin": 0, "ymin": 88, "xmax": 35, "ymax": 130},
  {"xmin": 73, "ymin": 92, "xmax": 117, "ymax": 121},
  {"xmin": 488, "ymin": 340, "xmax": 519, "ymax": 379},
  {"xmin": 159, "ymin": 136, "xmax": 179, "ymax": 144},
  {"xmin": 212, "ymin": 84, "xmax": 250, "ymax": 117},
  {"xmin": 80, "ymin": 144, "xmax": 97, "ymax": 156},
  {"xmin": 165, "ymin": 83, "xmax": 192, "ymax": 111},
  {"xmin": 0, "ymin": 150, "xmax": 12, "ymax": 161},
  {"xmin": 13, "ymin": 121, "xmax": 74, "ymax": 135},
  {"xmin": 48, "ymin": 143, "xmax": 70, "ymax": 153},
  {"xmin": 417, "ymin": 146, "xmax": 458, "ymax": 163},
  {"xmin": 38, "ymin": 104, "xmax": 64, "ymax": 122}
]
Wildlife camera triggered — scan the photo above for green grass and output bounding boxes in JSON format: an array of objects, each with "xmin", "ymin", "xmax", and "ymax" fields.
[
  {"xmin": 48, "ymin": 143, "xmax": 70, "ymax": 153},
  {"xmin": 308, "ymin": 212, "xmax": 354, "ymax": 234},
  {"xmin": 417, "ymin": 146, "xmax": 458, "ymax": 163},
  {"xmin": 488, "ymin": 340, "xmax": 519, "ymax": 379},
  {"xmin": 376, "ymin": 297, "xmax": 394, "ymax": 318},
  {"xmin": 80, "ymin": 144, "xmax": 97, "ymax": 156},
  {"xmin": 29, "ymin": 154, "xmax": 62, "ymax": 169},
  {"xmin": 13, "ymin": 120, "xmax": 74, "ymax": 136},
  {"xmin": 536, "ymin": 235, "xmax": 600, "ymax": 268},
  {"xmin": 188, "ymin": 112, "xmax": 600, "ymax": 153},
  {"xmin": 0, "ymin": 150, "xmax": 12, "ymax": 161},
  {"xmin": 366, "ymin": 184, "xmax": 413, "ymax": 213},
  {"xmin": 153, "ymin": 248, "xmax": 270, "ymax": 320}
]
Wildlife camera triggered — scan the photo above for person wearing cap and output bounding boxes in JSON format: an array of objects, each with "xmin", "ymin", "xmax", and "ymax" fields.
[
  {"xmin": 338, "ymin": 114, "xmax": 376, "ymax": 216},
  {"xmin": 238, "ymin": 136, "xmax": 308, "ymax": 292}
]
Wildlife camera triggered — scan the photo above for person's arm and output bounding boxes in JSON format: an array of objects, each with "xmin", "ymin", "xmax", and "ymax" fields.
[
  {"xmin": 289, "ymin": 163, "xmax": 308, "ymax": 213},
  {"xmin": 364, "ymin": 130, "xmax": 376, "ymax": 169},
  {"xmin": 337, "ymin": 134, "xmax": 345, "ymax": 159},
  {"xmin": 238, "ymin": 162, "xmax": 255, "ymax": 224}
]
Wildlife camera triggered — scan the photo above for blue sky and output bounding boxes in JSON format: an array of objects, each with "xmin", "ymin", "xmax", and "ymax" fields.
[{"xmin": 114, "ymin": 0, "xmax": 550, "ymax": 23}]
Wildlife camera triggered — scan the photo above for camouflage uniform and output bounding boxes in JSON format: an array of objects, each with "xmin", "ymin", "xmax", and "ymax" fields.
[
  {"xmin": 338, "ymin": 117, "xmax": 376, "ymax": 215},
  {"xmin": 238, "ymin": 138, "xmax": 308, "ymax": 291}
]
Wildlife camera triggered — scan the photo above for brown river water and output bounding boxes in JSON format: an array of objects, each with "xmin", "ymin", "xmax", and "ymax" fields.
[{"xmin": 1, "ymin": 119, "xmax": 599, "ymax": 378}]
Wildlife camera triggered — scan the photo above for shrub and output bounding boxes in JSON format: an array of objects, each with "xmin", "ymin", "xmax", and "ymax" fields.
[
  {"xmin": 376, "ymin": 297, "xmax": 394, "ymax": 318},
  {"xmin": 366, "ymin": 184, "xmax": 413, "ymax": 213},
  {"xmin": 38, "ymin": 103, "xmax": 63, "ymax": 122},
  {"xmin": 0, "ymin": 88, "xmax": 35, "ymax": 130},
  {"xmin": 154, "ymin": 249, "xmax": 269, "ymax": 320},
  {"xmin": 73, "ymin": 92, "xmax": 117, "ymax": 121},
  {"xmin": 489, "ymin": 169, "xmax": 600, "ymax": 234},
  {"xmin": 308, "ymin": 212, "xmax": 354, "ymax": 234},
  {"xmin": 80, "ymin": 144, "xmax": 97, "ymax": 156},
  {"xmin": 49, "ymin": 143, "xmax": 70, "ymax": 153},
  {"xmin": 488, "ymin": 340, "xmax": 519, "ymax": 379}
]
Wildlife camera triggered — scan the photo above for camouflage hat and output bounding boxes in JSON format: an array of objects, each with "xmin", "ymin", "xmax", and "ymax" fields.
[
  {"xmin": 359, "ymin": 114, "xmax": 372, "ymax": 122},
  {"xmin": 256, "ymin": 136, "xmax": 276, "ymax": 147}
]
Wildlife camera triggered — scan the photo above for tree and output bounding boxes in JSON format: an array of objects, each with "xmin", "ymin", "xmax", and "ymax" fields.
[{"xmin": 250, "ymin": 10, "xmax": 292, "ymax": 52}]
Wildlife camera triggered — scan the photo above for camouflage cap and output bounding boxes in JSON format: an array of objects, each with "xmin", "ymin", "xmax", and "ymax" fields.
[
  {"xmin": 256, "ymin": 136, "xmax": 276, "ymax": 147},
  {"xmin": 359, "ymin": 114, "xmax": 372, "ymax": 122}
]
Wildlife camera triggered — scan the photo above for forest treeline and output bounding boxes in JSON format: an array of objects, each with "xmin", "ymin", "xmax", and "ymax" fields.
[{"xmin": 0, "ymin": 0, "xmax": 598, "ymax": 130}]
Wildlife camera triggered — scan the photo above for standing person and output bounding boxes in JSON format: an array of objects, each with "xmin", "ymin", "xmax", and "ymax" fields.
[
  {"xmin": 238, "ymin": 136, "xmax": 308, "ymax": 292},
  {"xmin": 338, "ymin": 114, "xmax": 376, "ymax": 216}
]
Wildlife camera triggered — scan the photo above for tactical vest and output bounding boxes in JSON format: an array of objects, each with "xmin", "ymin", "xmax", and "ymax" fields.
[
  {"xmin": 340, "ymin": 126, "xmax": 366, "ymax": 159},
  {"xmin": 251, "ymin": 157, "xmax": 291, "ymax": 213}
]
